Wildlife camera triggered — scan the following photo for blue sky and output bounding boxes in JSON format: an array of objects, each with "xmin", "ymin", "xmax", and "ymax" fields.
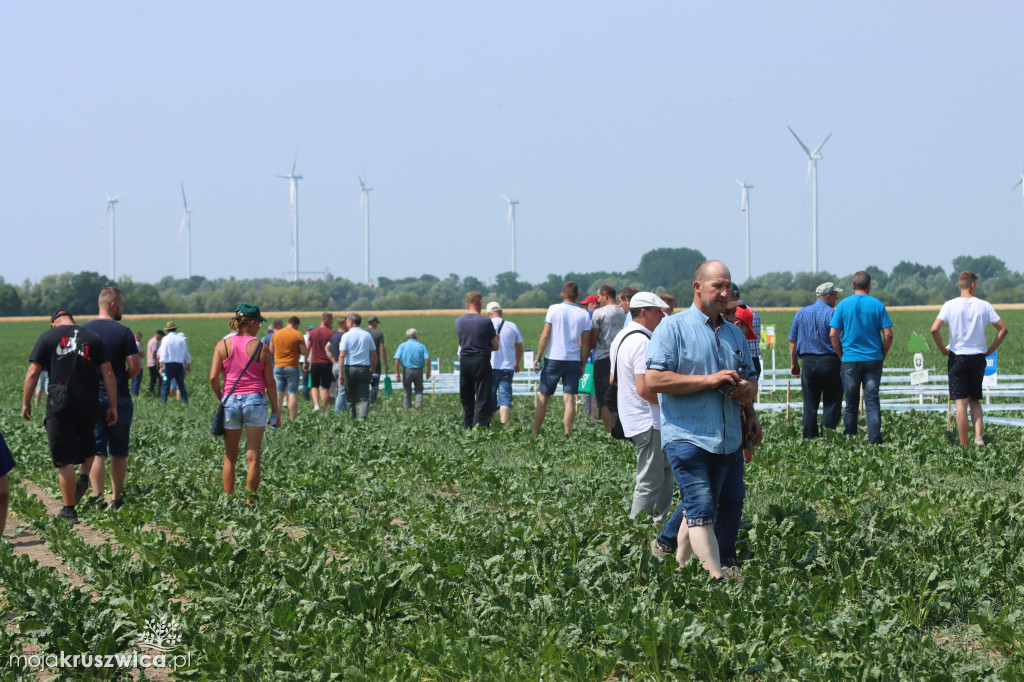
[{"xmin": 2, "ymin": 1, "xmax": 1021, "ymax": 287}]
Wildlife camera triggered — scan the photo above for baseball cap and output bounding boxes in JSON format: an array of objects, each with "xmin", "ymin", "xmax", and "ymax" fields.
[
  {"xmin": 306, "ymin": 325, "xmax": 315, "ymax": 331},
  {"xmin": 485, "ymin": 301, "xmax": 502, "ymax": 313},
  {"xmin": 234, "ymin": 303, "xmax": 267, "ymax": 322},
  {"xmin": 629, "ymin": 292, "xmax": 670, "ymax": 310},
  {"xmin": 815, "ymin": 282, "xmax": 843, "ymax": 296},
  {"xmin": 581, "ymin": 295, "xmax": 599, "ymax": 305},
  {"xmin": 50, "ymin": 309, "xmax": 74, "ymax": 324},
  {"xmin": 734, "ymin": 305, "xmax": 758, "ymax": 340},
  {"xmin": 368, "ymin": 315, "xmax": 380, "ymax": 324}
]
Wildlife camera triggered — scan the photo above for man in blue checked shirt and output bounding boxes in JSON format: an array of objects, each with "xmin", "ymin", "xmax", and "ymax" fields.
[
  {"xmin": 789, "ymin": 282, "xmax": 843, "ymax": 438},
  {"xmin": 647, "ymin": 260, "xmax": 762, "ymax": 581}
]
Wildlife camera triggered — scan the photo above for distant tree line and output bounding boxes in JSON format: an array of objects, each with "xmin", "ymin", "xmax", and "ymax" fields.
[{"xmin": 2, "ymin": 250, "xmax": 1021, "ymax": 317}]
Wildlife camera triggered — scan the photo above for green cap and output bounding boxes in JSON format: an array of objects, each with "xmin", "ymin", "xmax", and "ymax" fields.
[{"xmin": 234, "ymin": 303, "xmax": 267, "ymax": 322}]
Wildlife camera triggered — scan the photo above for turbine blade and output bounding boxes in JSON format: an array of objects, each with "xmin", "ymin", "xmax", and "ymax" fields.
[
  {"xmin": 499, "ymin": 191, "xmax": 511, "ymax": 203},
  {"xmin": 178, "ymin": 213, "xmax": 186, "ymax": 244},
  {"xmin": 1013, "ymin": 176, "xmax": 1023, "ymax": 192},
  {"xmin": 788, "ymin": 126, "xmax": 812, "ymax": 158},
  {"xmin": 110, "ymin": 191, "xmax": 125, "ymax": 201},
  {"xmin": 812, "ymin": 133, "xmax": 833, "ymax": 156},
  {"xmin": 181, "ymin": 182, "xmax": 188, "ymax": 210},
  {"xmin": 731, "ymin": 177, "xmax": 743, "ymax": 187},
  {"xmin": 291, "ymin": 147, "xmax": 299, "ymax": 176}
]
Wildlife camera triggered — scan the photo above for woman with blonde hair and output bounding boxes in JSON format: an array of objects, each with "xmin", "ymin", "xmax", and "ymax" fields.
[{"xmin": 209, "ymin": 304, "xmax": 280, "ymax": 499}]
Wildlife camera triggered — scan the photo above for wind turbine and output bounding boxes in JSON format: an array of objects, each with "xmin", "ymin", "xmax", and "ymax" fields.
[
  {"xmin": 1013, "ymin": 168, "xmax": 1024, "ymax": 208},
  {"xmin": 788, "ymin": 126, "xmax": 832, "ymax": 273},
  {"xmin": 359, "ymin": 175, "xmax": 373, "ymax": 284},
  {"xmin": 499, "ymin": 191, "xmax": 519, "ymax": 275},
  {"xmin": 277, "ymin": 150, "xmax": 302, "ymax": 281},
  {"xmin": 178, "ymin": 183, "xmax": 194, "ymax": 278},
  {"xmin": 732, "ymin": 177, "xmax": 753, "ymax": 282},
  {"xmin": 101, "ymin": 191, "xmax": 124, "ymax": 280}
]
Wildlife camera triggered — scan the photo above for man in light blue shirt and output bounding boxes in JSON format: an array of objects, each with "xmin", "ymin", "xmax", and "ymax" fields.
[
  {"xmin": 647, "ymin": 260, "xmax": 761, "ymax": 581},
  {"xmin": 829, "ymin": 271, "xmax": 893, "ymax": 444},
  {"xmin": 338, "ymin": 313, "xmax": 378, "ymax": 421},
  {"xmin": 393, "ymin": 329, "xmax": 431, "ymax": 409}
]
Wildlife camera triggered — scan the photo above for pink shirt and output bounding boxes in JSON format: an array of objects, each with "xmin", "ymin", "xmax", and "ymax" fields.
[{"xmin": 221, "ymin": 335, "xmax": 267, "ymax": 396}]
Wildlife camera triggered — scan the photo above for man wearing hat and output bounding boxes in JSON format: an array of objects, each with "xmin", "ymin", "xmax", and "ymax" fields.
[
  {"xmin": 581, "ymin": 294, "xmax": 599, "ymax": 312},
  {"xmin": 157, "ymin": 321, "xmax": 192, "ymax": 404},
  {"xmin": 731, "ymin": 283, "xmax": 762, "ymax": 377},
  {"xmin": 789, "ymin": 282, "xmax": 844, "ymax": 438},
  {"xmin": 22, "ymin": 310, "xmax": 118, "ymax": 524},
  {"xmin": 366, "ymin": 316, "xmax": 388, "ymax": 405},
  {"xmin": 486, "ymin": 301, "xmax": 524, "ymax": 423}
]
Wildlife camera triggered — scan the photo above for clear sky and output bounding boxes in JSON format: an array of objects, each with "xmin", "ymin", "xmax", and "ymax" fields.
[{"xmin": 2, "ymin": 2, "xmax": 1021, "ymax": 287}]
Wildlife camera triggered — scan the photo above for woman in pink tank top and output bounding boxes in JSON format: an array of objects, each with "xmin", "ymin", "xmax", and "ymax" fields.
[{"xmin": 208, "ymin": 304, "xmax": 280, "ymax": 500}]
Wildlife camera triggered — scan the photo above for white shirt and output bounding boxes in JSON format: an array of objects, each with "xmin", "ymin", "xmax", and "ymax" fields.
[
  {"xmin": 938, "ymin": 296, "xmax": 1000, "ymax": 355},
  {"xmin": 610, "ymin": 321, "xmax": 659, "ymax": 437},
  {"xmin": 157, "ymin": 332, "xmax": 192, "ymax": 364},
  {"xmin": 544, "ymin": 301, "xmax": 592, "ymax": 361},
  {"xmin": 490, "ymin": 317, "xmax": 523, "ymax": 370},
  {"xmin": 590, "ymin": 304, "xmax": 626, "ymax": 360}
]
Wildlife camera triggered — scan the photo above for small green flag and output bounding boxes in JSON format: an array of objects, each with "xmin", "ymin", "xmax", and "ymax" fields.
[{"xmin": 907, "ymin": 332, "xmax": 929, "ymax": 354}]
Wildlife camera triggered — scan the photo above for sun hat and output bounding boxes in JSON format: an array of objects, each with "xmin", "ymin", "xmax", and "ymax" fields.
[
  {"xmin": 234, "ymin": 303, "xmax": 267, "ymax": 322},
  {"xmin": 815, "ymin": 282, "xmax": 843, "ymax": 296},
  {"xmin": 165, "ymin": 321, "xmax": 178, "ymax": 331},
  {"xmin": 628, "ymin": 292, "xmax": 670, "ymax": 310},
  {"xmin": 485, "ymin": 301, "xmax": 502, "ymax": 313}
]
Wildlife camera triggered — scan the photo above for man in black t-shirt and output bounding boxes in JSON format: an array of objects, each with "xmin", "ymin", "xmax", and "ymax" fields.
[
  {"xmin": 367, "ymin": 316, "xmax": 388, "ymax": 405},
  {"xmin": 455, "ymin": 292, "xmax": 499, "ymax": 428},
  {"xmin": 81, "ymin": 287, "xmax": 141, "ymax": 510},
  {"xmin": 22, "ymin": 309, "xmax": 118, "ymax": 524}
]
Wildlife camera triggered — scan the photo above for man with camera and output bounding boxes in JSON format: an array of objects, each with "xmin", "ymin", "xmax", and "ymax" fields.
[{"xmin": 646, "ymin": 261, "xmax": 761, "ymax": 581}]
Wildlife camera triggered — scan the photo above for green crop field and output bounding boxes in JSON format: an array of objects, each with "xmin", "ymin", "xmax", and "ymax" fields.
[{"xmin": 1, "ymin": 309, "xmax": 1023, "ymax": 679}]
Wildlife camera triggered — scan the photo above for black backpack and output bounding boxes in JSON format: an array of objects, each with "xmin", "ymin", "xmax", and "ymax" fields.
[{"xmin": 605, "ymin": 329, "xmax": 649, "ymax": 440}]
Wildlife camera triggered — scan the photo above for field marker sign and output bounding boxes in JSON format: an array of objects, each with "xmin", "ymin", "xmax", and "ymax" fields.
[
  {"xmin": 910, "ymin": 352, "xmax": 929, "ymax": 385},
  {"xmin": 983, "ymin": 350, "xmax": 998, "ymax": 387}
]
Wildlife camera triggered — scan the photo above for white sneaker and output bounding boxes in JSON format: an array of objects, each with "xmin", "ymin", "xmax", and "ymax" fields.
[
  {"xmin": 313, "ymin": 405, "xmax": 321, "ymax": 412},
  {"xmin": 974, "ymin": 436, "xmax": 985, "ymax": 447}
]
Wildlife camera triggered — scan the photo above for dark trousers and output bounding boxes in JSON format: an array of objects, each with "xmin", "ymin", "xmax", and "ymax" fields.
[
  {"xmin": 459, "ymin": 354, "xmax": 493, "ymax": 428},
  {"xmin": 800, "ymin": 354, "xmax": 843, "ymax": 438},
  {"xmin": 160, "ymin": 363, "xmax": 188, "ymax": 403},
  {"xmin": 369, "ymin": 370, "xmax": 381, "ymax": 405},
  {"xmin": 715, "ymin": 451, "xmax": 745, "ymax": 565},
  {"xmin": 148, "ymin": 366, "xmax": 161, "ymax": 393},
  {"xmin": 343, "ymin": 365, "xmax": 372, "ymax": 420}
]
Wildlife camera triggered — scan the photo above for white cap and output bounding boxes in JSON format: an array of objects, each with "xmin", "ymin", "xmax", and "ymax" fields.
[
  {"xmin": 485, "ymin": 301, "xmax": 502, "ymax": 313},
  {"xmin": 628, "ymin": 292, "xmax": 670, "ymax": 310}
]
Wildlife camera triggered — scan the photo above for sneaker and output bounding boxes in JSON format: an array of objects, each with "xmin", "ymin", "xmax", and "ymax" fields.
[
  {"xmin": 722, "ymin": 565, "xmax": 744, "ymax": 583},
  {"xmin": 57, "ymin": 507, "xmax": 79, "ymax": 524},
  {"xmin": 90, "ymin": 496, "xmax": 108, "ymax": 510},
  {"xmin": 651, "ymin": 538, "xmax": 672, "ymax": 562},
  {"xmin": 74, "ymin": 478, "xmax": 90, "ymax": 504},
  {"xmin": 974, "ymin": 437, "xmax": 985, "ymax": 447},
  {"xmin": 111, "ymin": 499, "xmax": 124, "ymax": 511}
]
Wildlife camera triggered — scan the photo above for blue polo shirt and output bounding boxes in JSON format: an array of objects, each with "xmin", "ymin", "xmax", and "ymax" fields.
[
  {"xmin": 830, "ymin": 294, "xmax": 892, "ymax": 362},
  {"xmin": 788, "ymin": 299, "xmax": 838, "ymax": 356},
  {"xmin": 395, "ymin": 339, "xmax": 430, "ymax": 369},
  {"xmin": 646, "ymin": 303, "xmax": 758, "ymax": 454}
]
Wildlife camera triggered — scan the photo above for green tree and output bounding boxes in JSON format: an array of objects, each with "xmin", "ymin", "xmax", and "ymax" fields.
[
  {"xmin": 0, "ymin": 281, "xmax": 23, "ymax": 316},
  {"xmin": 636, "ymin": 247, "xmax": 706, "ymax": 289},
  {"xmin": 951, "ymin": 255, "xmax": 1007, "ymax": 281}
]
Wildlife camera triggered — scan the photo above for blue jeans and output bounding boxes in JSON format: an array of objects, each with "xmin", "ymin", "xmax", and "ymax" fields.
[
  {"xmin": 94, "ymin": 395, "xmax": 134, "ymax": 457},
  {"xmin": 656, "ymin": 441, "xmax": 732, "ymax": 547},
  {"xmin": 491, "ymin": 368, "xmax": 514, "ymax": 411},
  {"xmin": 274, "ymin": 366, "xmax": 301, "ymax": 395},
  {"xmin": 130, "ymin": 373, "xmax": 141, "ymax": 397},
  {"xmin": 160, "ymin": 363, "xmax": 188, "ymax": 403},
  {"xmin": 841, "ymin": 359, "xmax": 883, "ymax": 444},
  {"xmin": 714, "ymin": 451, "xmax": 745, "ymax": 564}
]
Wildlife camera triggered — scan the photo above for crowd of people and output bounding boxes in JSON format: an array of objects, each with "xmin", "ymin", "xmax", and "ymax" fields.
[{"xmin": 1, "ymin": 265, "xmax": 1009, "ymax": 585}]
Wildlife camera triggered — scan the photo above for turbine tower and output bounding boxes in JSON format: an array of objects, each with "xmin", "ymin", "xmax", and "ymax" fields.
[
  {"xmin": 732, "ymin": 177, "xmax": 753, "ymax": 282},
  {"xmin": 178, "ymin": 183, "xmax": 194, "ymax": 278},
  {"xmin": 788, "ymin": 126, "xmax": 832, "ymax": 273},
  {"xmin": 277, "ymin": 150, "xmax": 302, "ymax": 281},
  {"xmin": 359, "ymin": 176, "xmax": 373, "ymax": 284},
  {"xmin": 101, "ymin": 191, "xmax": 124, "ymax": 280},
  {"xmin": 499, "ymin": 192, "xmax": 519, "ymax": 275}
]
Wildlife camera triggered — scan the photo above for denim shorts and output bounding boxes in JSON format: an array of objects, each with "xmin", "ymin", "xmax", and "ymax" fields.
[
  {"xmin": 223, "ymin": 392, "xmax": 268, "ymax": 429},
  {"xmin": 94, "ymin": 395, "xmax": 134, "ymax": 458},
  {"xmin": 274, "ymin": 366, "xmax": 301, "ymax": 394},
  {"xmin": 665, "ymin": 440, "xmax": 732, "ymax": 527},
  {"xmin": 493, "ymin": 368, "xmax": 515, "ymax": 407},
  {"xmin": 37, "ymin": 370, "xmax": 50, "ymax": 393},
  {"xmin": 538, "ymin": 358, "xmax": 581, "ymax": 395}
]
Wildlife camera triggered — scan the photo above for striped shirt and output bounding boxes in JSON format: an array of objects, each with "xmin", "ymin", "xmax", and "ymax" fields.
[
  {"xmin": 788, "ymin": 299, "xmax": 838, "ymax": 356},
  {"xmin": 646, "ymin": 303, "xmax": 757, "ymax": 454}
]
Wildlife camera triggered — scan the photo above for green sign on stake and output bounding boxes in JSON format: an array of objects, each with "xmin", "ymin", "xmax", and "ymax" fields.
[{"xmin": 906, "ymin": 332, "xmax": 930, "ymax": 354}]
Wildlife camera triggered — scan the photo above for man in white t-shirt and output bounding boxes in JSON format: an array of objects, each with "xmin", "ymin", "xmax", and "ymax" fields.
[
  {"xmin": 532, "ymin": 281, "xmax": 593, "ymax": 436},
  {"xmin": 931, "ymin": 271, "xmax": 1008, "ymax": 446},
  {"xmin": 610, "ymin": 291, "xmax": 672, "ymax": 523},
  {"xmin": 588, "ymin": 284, "xmax": 626, "ymax": 432},
  {"xmin": 487, "ymin": 301, "xmax": 524, "ymax": 424}
]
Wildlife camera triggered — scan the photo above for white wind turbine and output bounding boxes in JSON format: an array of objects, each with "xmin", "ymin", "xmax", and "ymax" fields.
[
  {"xmin": 178, "ymin": 183, "xmax": 194, "ymax": 278},
  {"xmin": 359, "ymin": 175, "xmax": 373, "ymax": 284},
  {"xmin": 101, "ymin": 191, "xmax": 124, "ymax": 280},
  {"xmin": 499, "ymin": 191, "xmax": 519, "ymax": 274},
  {"xmin": 277, "ymin": 150, "xmax": 302, "ymax": 281},
  {"xmin": 732, "ymin": 177, "xmax": 753, "ymax": 282},
  {"xmin": 788, "ymin": 126, "xmax": 832, "ymax": 273}
]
